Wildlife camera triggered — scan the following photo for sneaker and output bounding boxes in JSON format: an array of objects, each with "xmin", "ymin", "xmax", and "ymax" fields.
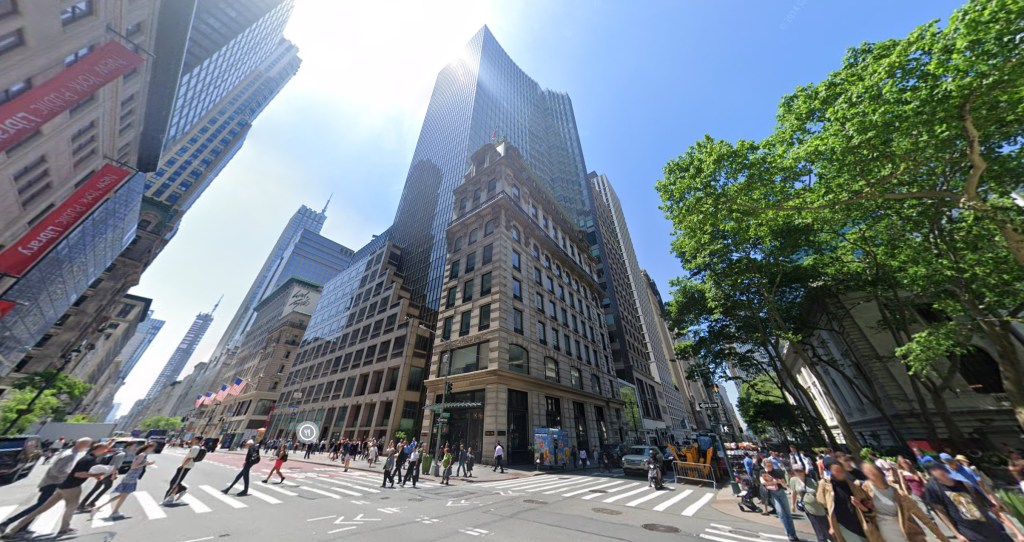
[
  {"xmin": 110, "ymin": 513, "xmax": 125, "ymax": 520},
  {"xmin": 236, "ymin": 492, "xmax": 248, "ymax": 497},
  {"xmin": 56, "ymin": 528, "xmax": 78, "ymax": 537},
  {"xmin": 221, "ymin": 488, "xmax": 229, "ymax": 494},
  {"xmin": 261, "ymin": 480, "xmax": 268, "ymax": 483}
]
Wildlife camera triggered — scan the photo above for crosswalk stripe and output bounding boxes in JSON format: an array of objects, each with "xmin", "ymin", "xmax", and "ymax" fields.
[
  {"xmin": 244, "ymin": 489, "xmax": 282, "ymax": 504},
  {"xmin": 563, "ymin": 480, "xmax": 624, "ymax": 497},
  {"xmin": 316, "ymin": 476, "xmax": 380, "ymax": 493},
  {"xmin": 543, "ymin": 479, "xmax": 607, "ymax": 494},
  {"xmin": 0, "ymin": 505, "xmax": 15, "ymax": 522},
  {"xmin": 325, "ymin": 485, "xmax": 361, "ymax": 497},
  {"xmin": 526, "ymin": 479, "xmax": 584, "ymax": 492},
  {"xmin": 652, "ymin": 489, "xmax": 693, "ymax": 512},
  {"xmin": 479, "ymin": 476, "xmax": 545, "ymax": 488},
  {"xmin": 179, "ymin": 494, "xmax": 212, "ymax": 513},
  {"xmin": 704, "ymin": 528, "xmax": 763, "ymax": 542},
  {"xmin": 626, "ymin": 489, "xmax": 665, "ymax": 507},
  {"xmin": 489, "ymin": 477, "xmax": 561, "ymax": 490},
  {"xmin": 681, "ymin": 492, "xmax": 715, "ymax": 516},
  {"xmin": 256, "ymin": 483, "xmax": 298, "ymax": 497},
  {"xmin": 31, "ymin": 501, "xmax": 62, "ymax": 535},
  {"xmin": 199, "ymin": 486, "xmax": 247, "ymax": 509},
  {"xmin": 581, "ymin": 482, "xmax": 638, "ymax": 500},
  {"xmin": 135, "ymin": 492, "xmax": 168, "ymax": 519},
  {"xmin": 295, "ymin": 485, "xmax": 341, "ymax": 499},
  {"xmin": 602, "ymin": 486, "xmax": 649, "ymax": 503}
]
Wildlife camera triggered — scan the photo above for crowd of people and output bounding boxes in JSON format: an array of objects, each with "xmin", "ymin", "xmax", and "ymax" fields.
[{"xmin": 740, "ymin": 445, "xmax": 1024, "ymax": 542}]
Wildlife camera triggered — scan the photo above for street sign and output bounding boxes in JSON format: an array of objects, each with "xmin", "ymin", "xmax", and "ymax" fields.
[
  {"xmin": 440, "ymin": 412, "xmax": 451, "ymax": 418},
  {"xmin": 698, "ymin": 402, "xmax": 720, "ymax": 409},
  {"xmin": 296, "ymin": 421, "xmax": 320, "ymax": 443}
]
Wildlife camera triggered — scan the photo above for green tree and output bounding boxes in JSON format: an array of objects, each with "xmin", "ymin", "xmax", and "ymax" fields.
[
  {"xmin": 66, "ymin": 414, "xmax": 96, "ymax": 423},
  {"xmin": 138, "ymin": 416, "xmax": 183, "ymax": 432},
  {"xmin": 738, "ymin": 376, "xmax": 805, "ymax": 441},
  {"xmin": 12, "ymin": 370, "xmax": 91, "ymax": 400},
  {"xmin": 0, "ymin": 389, "xmax": 62, "ymax": 435},
  {"xmin": 619, "ymin": 386, "xmax": 643, "ymax": 443}
]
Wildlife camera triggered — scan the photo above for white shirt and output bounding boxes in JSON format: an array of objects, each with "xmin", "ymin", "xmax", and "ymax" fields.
[
  {"xmin": 409, "ymin": 450, "xmax": 420, "ymax": 462},
  {"xmin": 579, "ymin": 449, "xmax": 588, "ymax": 460},
  {"xmin": 494, "ymin": 445, "xmax": 504, "ymax": 458},
  {"xmin": 183, "ymin": 445, "xmax": 201, "ymax": 469}
]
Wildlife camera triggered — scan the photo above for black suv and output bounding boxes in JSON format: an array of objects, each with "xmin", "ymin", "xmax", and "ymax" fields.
[{"xmin": 0, "ymin": 435, "xmax": 42, "ymax": 485}]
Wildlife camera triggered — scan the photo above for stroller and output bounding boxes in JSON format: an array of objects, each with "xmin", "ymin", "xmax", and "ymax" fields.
[{"xmin": 736, "ymin": 474, "xmax": 762, "ymax": 513}]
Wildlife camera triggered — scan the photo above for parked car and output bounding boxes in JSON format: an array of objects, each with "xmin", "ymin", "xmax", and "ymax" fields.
[
  {"xmin": 0, "ymin": 435, "xmax": 42, "ymax": 485},
  {"xmin": 620, "ymin": 445, "xmax": 675, "ymax": 477}
]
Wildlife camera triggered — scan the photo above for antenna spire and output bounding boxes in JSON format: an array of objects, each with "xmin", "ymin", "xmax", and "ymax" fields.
[
  {"xmin": 322, "ymin": 193, "xmax": 333, "ymax": 215},
  {"xmin": 211, "ymin": 295, "xmax": 223, "ymax": 314}
]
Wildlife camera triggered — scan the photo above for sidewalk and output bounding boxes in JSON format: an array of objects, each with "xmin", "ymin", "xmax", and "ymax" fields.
[
  {"xmin": 710, "ymin": 487, "xmax": 816, "ymax": 536},
  {"xmin": 217, "ymin": 448, "xmax": 547, "ymax": 483}
]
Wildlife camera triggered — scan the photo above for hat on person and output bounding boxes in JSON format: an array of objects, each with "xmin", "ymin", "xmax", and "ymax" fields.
[
  {"xmin": 939, "ymin": 453, "xmax": 955, "ymax": 462},
  {"xmin": 955, "ymin": 454, "xmax": 970, "ymax": 464}
]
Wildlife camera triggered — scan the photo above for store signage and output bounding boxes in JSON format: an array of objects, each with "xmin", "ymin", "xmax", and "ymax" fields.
[
  {"xmin": 0, "ymin": 40, "xmax": 144, "ymax": 153},
  {"xmin": 0, "ymin": 164, "xmax": 134, "ymax": 277}
]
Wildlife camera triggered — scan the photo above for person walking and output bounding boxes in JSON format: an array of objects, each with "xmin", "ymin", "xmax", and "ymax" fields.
[
  {"xmin": 223, "ymin": 440, "xmax": 260, "ymax": 496},
  {"xmin": 759, "ymin": 458, "xmax": 797, "ymax": 541},
  {"xmin": 163, "ymin": 436, "xmax": 202, "ymax": 504},
  {"xmin": 493, "ymin": 441, "xmax": 505, "ymax": 473},
  {"xmin": 456, "ymin": 444, "xmax": 467, "ymax": 477},
  {"xmin": 394, "ymin": 442, "xmax": 409, "ymax": 485},
  {"xmin": 402, "ymin": 445, "xmax": 421, "ymax": 488},
  {"xmin": 343, "ymin": 440, "xmax": 353, "ymax": 472},
  {"xmin": 817, "ymin": 458, "xmax": 880, "ymax": 542},
  {"xmin": 304, "ymin": 441, "xmax": 314, "ymax": 459},
  {"xmin": 367, "ymin": 440, "xmax": 378, "ymax": 467},
  {"xmin": 381, "ymin": 446, "xmax": 396, "ymax": 488},
  {"xmin": 923, "ymin": 460, "xmax": 1022, "ymax": 542},
  {"xmin": 579, "ymin": 447, "xmax": 588, "ymax": 469},
  {"xmin": 0, "ymin": 438, "xmax": 92, "ymax": 535},
  {"xmin": 91, "ymin": 443, "xmax": 156, "ymax": 521},
  {"xmin": 441, "ymin": 447, "xmax": 453, "ymax": 486},
  {"xmin": 860, "ymin": 461, "xmax": 944, "ymax": 542},
  {"xmin": 78, "ymin": 441, "xmax": 132, "ymax": 512},
  {"xmin": 42, "ymin": 437, "xmax": 65, "ymax": 465},
  {"xmin": 262, "ymin": 444, "xmax": 288, "ymax": 484},
  {"xmin": 465, "ymin": 447, "xmax": 475, "ymax": 477},
  {"xmin": 3, "ymin": 441, "xmax": 111, "ymax": 539},
  {"xmin": 790, "ymin": 463, "xmax": 829, "ymax": 542}
]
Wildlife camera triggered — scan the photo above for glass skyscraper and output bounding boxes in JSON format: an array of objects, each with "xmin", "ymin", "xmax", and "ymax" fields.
[
  {"xmin": 116, "ymin": 310, "xmax": 165, "ymax": 381},
  {"xmin": 143, "ymin": 306, "xmax": 215, "ymax": 401}
]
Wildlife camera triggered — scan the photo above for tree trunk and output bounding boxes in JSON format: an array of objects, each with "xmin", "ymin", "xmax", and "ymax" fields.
[
  {"xmin": 921, "ymin": 380, "xmax": 967, "ymax": 448},
  {"xmin": 758, "ymin": 329, "xmax": 837, "ymax": 448},
  {"xmin": 907, "ymin": 378, "xmax": 940, "ymax": 443},
  {"xmin": 983, "ymin": 320, "xmax": 1024, "ymax": 430}
]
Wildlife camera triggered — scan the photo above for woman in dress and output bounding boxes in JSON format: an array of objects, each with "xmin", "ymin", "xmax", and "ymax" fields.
[
  {"xmin": 91, "ymin": 442, "xmax": 156, "ymax": 520},
  {"xmin": 262, "ymin": 445, "xmax": 288, "ymax": 483},
  {"xmin": 860, "ymin": 461, "xmax": 944, "ymax": 542}
]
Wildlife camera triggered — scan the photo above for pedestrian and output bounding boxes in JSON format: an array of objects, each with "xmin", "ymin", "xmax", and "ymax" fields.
[
  {"xmin": 579, "ymin": 447, "xmax": 588, "ymax": 469},
  {"xmin": 343, "ymin": 440, "xmax": 353, "ymax": 472},
  {"xmin": 493, "ymin": 441, "xmax": 505, "ymax": 473},
  {"xmin": 816, "ymin": 458, "xmax": 879, "ymax": 542},
  {"xmin": 571, "ymin": 445, "xmax": 578, "ymax": 469},
  {"xmin": 0, "ymin": 438, "xmax": 92, "ymax": 535},
  {"xmin": 895, "ymin": 456, "xmax": 928, "ymax": 506},
  {"xmin": 223, "ymin": 440, "xmax": 260, "ymax": 496},
  {"xmin": 465, "ymin": 447, "xmax": 474, "ymax": 477},
  {"xmin": 3, "ymin": 441, "xmax": 111, "ymax": 539},
  {"xmin": 759, "ymin": 458, "xmax": 797, "ymax": 541},
  {"xmin": 859, "ymin": 461, "xmax": 944, "ymax": 542},
  {"xmin": 78, "ymin": 440, "xmax": 131, "ymax": 512},
  {"xmin": 923, "ymin": 459, "xmax": 1022, "ymax": 542},
  {"xmin": 368, "ymin": 440, "xmax": 378, "ymax": 467},
  {"xmin": 789, "ymin": 463, "xmax": 829, "ymax": 542},
  {"xmin": 381, "ymin": 445, "xmax": 396, "ymax": 488},
  {"xmin": 456, "ymin": 444, "xmax": 467, "ymax": 477},
  {"xmin": 394, "ymin": 442, "xmax": 409, "ymax": 485},
  {"xmin": 441, "ymin": 447, "xmax": 453, "ymax": 485},
  {"xmin": 42, "ymin": 437, "xmax": 65, "ymax": 465},
  {"xmin": 402, "ymin": 445, "xmax": 421, "ymax": 488},
  {"xmin": 262, "ymin": 444, "xmax": 288, "ymax": 484},
  {"xmin": 304, "ymin": 441, "xmax": 313, "ymax": 459},
  {"xmin": 868, "ymin": 451, "xmax": 896, "ymax": 483},
  {"xmin": 163, "ymin": 436, "xmax": 203, "ymax": 504},
  {"xmin": 91, "ymin": 443, "xmax": 156, "ymax": 520}
]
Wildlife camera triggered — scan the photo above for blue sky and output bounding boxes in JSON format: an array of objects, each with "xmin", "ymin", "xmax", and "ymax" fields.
[{"xmin": 115, "ymin": 0, "xmax": 966, "ymax": 414}]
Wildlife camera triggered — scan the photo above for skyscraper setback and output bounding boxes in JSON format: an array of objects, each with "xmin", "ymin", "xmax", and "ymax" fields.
[{"xmin": 142, "ymin": 303, "xmax": 217, "ymax": 402}]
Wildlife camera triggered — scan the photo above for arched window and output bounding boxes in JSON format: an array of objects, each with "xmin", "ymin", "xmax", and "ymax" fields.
[
  {"xmin": 570, "ymin": 367, "xmax": 583, "ymax": 389},
  {"xmin": 509, "ymin": 344, "xmax": 528, "ymax": 374},
  {"xmin": 452, "ymin": 236, "xmax": 463, "ymax": 252},
  {"xmin": 531, "ymin": 243, "xmax": 539, "ymax": 258},
  {"xmin": 484, "ymin": 219, "xmax": 496, "ymax": 236},
  {"xmin": 544, "ymin": 357, "xmax": 559, "ymax": 383},
  {"xmin": 591, "ymin": 373, "xmax": 601, "ymax": 394},
  {"xmin": 468, "ymin": 228, "xmax": 479, "ymax": 244},
  {"xmin": 511, "ymin": 226, "xmax": 520, "ymax": 242},
  {"xmin": 959, "ymin": 347, "xmax": 1004, "ymax": 394}
]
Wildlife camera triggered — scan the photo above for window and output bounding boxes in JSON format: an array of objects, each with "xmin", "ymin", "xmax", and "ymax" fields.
[
  {"xmin": 544, "ymin": 255, "xmax": 551, "ymax": 269},
  {"xmin": 511, "ymin": 226, "xmax": 520, "ymax": 242},
  {"xmin": 480, "ymin": 272, "xmax": 492, "ymax": 295},
  {"xmin": 0, "ymin": 29, "xmax": 23, "ymax": 57},
  {"xmin": 463, "ymin": 279, "xmax": 473, "ymax": 302},
  {"xmin": 453, "ymin": 236, "xmax": 463, "ymax": 252},
  {"xmin": 473, "ymin": 188, "xmax": 481, "ymax": 204},
  {"xmin": 959, "ymin": 347, "xmax": 1005, "ymax": 394},
  {"xmin": 64, "ymin": 44, "xmax": 94, "ymax": 67},
  {"xmin": 534, "ymin": 292, "xmax": 544, "ymax": 311},
  {"xmin": 451, "ymin": 343, "xmax": 483, "ymax": 374},
  {"xmin": 406, "ymin": 366, "xmax": 424, "ymax": 391},
  {"xmin": 574, "ymin": 340, "xmax": 582, "ymax": 360},
  {"xmin": 482, "ymin": 244, "xmax": 493, "ymax": 264},
  {"xmin": 531, "ymin": 205, "xmax": 538, "ymax": 219},
  {"xmin": 487, "ymin": 178, "xmax": 497, "ymax": 194},
  {"xmin": 591, "ymin": 373, "xmax": 602, "ymax": 395},
  {"xmin": 513, "ymin": 309, "xmax": 523, "ymax": 335},
  {"xmin": 563, "ymin": 333, "xmax": 572, "ymax": 352},
  {"xmin": 450, "ymin": 260, "xmax": 460, "ymax": 279},
  {"xmin": 459, "ymin": 311, "xmax": 471, "ymax": 336},
  {"xmin": 484, "ymin": 219, "xmax": 496, "ymax": 236},
  {"xmin": 0, "ymin": 78, "xmax": 30, "ymax": 106},
  {"xmin": 468, "ymin": 228, "xmax": 479, "ymax": 244},
  {"xmin": 531, "ymin": 244, "xmax": 539, "ymax": 258},
  {"xmin": 0, "ymin": 0, "xmax": 15, "ymax": 19},
  {"xmin": 511, "ymin": 184, "xmax": 521, "ymax": 200},
  {"xmin": 512, "ymin": 250, "xmax": 521, "ymax": 271},
  {"xmin": 465, "ymin": 251, "xmax": 476, "ymax": 272},
  {"xmin": 512, "ymin": 278, "xmax": 522, "ymax": 300},
  {"xmin": 442, "ymin": 317, "xmax": 453, "ymax": 340},
  {"xmin": 479, "ymin": 304, "xmax": 491, "ymax": 331},
  {"xmin": 446, "ymin": 287, "xmax": 456, "ymax": 308},
  {"xmin": 544, "ymin": 358, "xmax": 560, "ymax": 383},
  {"xmin": 552, "ymin": 326, "xmax": 560, "ymax": 350},
  {"xmin": 546, "ymin": 277, "xmax": 554, "ymax": 292},
  {"xmin": 549, "ymin": 301, "xmax": 557, "ymax": 318},
  {"xmin": 570, "ymin": 368, "xmax": 583, "ymax": 390},
  {"xmin": 561, "ymin": 308, "xmax": 568, "ymax": 325},
  {"xmin": 61, "ymin": 1, "xmax": 93, "ymax": 26},
  {"xmin": 533, "ymin": 267, "xmax": 542, "ymax": 284},
  {"xmin": 509, "ymin": 344, "xmax": 528, "ymax": 374}
]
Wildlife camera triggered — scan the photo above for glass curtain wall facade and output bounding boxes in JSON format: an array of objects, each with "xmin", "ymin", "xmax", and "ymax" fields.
[{"xmin": 143, "ymin": 309, "xmax": 215, "ymax": 401}]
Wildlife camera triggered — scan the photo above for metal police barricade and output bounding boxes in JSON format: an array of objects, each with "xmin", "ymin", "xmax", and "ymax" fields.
[{"xmin": 672, "ymin": 461, "xmax": 717, "ymax": 489}]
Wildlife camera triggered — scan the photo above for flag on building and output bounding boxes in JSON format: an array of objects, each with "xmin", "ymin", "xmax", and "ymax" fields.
[
  {"xmin": 194, "ymin": 394, "xmax": 203, "ymax": 408},
  {"xmin": 201, "ymin": 392, "xmax": 214, "ymax": 406},
  {"xmin": 227, "ymin": 377, "xmax": 246, "ymax": 396},
  {"xmin": 214, "ymin": 384, "xmax": 229, "ymax": 402}
]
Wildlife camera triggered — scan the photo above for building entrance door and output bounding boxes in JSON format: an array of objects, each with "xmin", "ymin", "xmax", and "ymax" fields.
[{"xmin": 507, "ymin": 389, "xmax": 530, "ymax": 465}]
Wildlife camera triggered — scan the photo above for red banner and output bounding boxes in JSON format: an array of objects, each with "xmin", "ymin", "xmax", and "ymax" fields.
[
  {"xmin": 0, "ymin": 164, "xmax": 134, "ymax": 277},
  {"xmin": 0, "ymin": 40, "xmax": 144, "ymax": 153},
  {"xmin": 0, "ymin": 300, "xmax": 16, "ymax": 318}
]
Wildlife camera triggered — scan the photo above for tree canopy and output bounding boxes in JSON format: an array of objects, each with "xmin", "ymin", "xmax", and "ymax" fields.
[
  {"xmin": 138, "ymin": 416, "xmax": 183, "ymax": 432},
  {"xmin": 0, "ymin": 371, "xmax": 91, "ymax": 435}
]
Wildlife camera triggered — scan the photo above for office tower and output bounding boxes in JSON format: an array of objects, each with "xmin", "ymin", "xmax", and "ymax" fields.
[
  {"xmin": 420, "ymin": 142, "xmax": 623, "ymax": 463},
  {"xmin": 0, "ymin": 0, "xmax": 165, "ymax": 377},
  {"xmin": 117, "ymin": 310, "xmax": 165, "ymax": 381},
  {"xmin": 642, "ymin": 270, "xmax": 699, "ymax": 437},
  {"xmin": 142, "ymin": 303, "xmax": 217, "ymax": 401}
]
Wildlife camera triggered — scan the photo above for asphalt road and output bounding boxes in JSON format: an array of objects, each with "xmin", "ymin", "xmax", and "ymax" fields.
[{"xmin": 0, "ymin": 450, "xmax": 795, "ymax": 542}]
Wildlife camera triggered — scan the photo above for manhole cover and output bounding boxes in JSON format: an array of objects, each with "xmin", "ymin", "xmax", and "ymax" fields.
[
  {"xmin": 523, "ymin": 499, "xmax": 547, "ymax": 505},
  {"xmin": 642, "ymin": 524, "xmax": 680, "ymax": 534},
  {"xmin": 409, "ymin": 498, "xmax": 424, "ymax": 502},
  {"xmin": 589, "ymin": 489, "xmax": 608, "ymax": 493},
  {"xmin": 592, "ymin": 508, "xmax": 622, "ymax": 516}
]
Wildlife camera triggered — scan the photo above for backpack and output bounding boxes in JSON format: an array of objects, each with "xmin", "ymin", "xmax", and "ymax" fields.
[
  {"xmin": 193, "ymin": 447, "xmax": 207, "ymax": 463},
  {"xmin": 281, "ymin": 451, "xmax": 289, "ymax": 462},
  {"xmin": 247, "ymin": 448, "xmax": 261, "ymax": 466}
]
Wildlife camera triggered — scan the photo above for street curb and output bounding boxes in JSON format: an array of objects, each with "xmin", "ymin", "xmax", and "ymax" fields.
[{"xmin": 711, "ymin": 487, "xmax": 816, "ymax": 535}]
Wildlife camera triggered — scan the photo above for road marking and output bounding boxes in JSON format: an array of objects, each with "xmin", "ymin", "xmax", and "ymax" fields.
[
  {"xmin": 523, "ymin": 478, "xmax": 582, "ymax": 492},
  {"xmin": 681, "ymin": 492, "xmax": 715, "ymax": 516},
  {"xmin": 563, "ymin": 480, "xmax": 625, "ymax": 497},
  {"xmin": 543, "ymin": 478, "xmax": 607, "ymax": 494},
  {"xmin": 325, "ymin": 486, "xmax": 362, "ymax": 497},
  {"xmin": 0, "ymin": 505, "xmax": 15, "ymax": 522},
  {"xmin": 199, "ymin": 486, "xmax": 247, "ymax": 509},
  {"xmin": 581, "ymin": 482, "xmax": 638, "ymax": 500},
  {"xmin": 652, "ymin": 489, "xmax": 693, "ymax": 511},
  {"xmin": 296, "ymin": 485, "xmax": 341, "ymax": 499},
  {"xmin": 486, "ymin": 477, "xmax": 559, "ymax": 490},
  {"xmin": 626, "ymin": 489, "xmax": 665, "ymax": 507},
  {"xmin": 307, "ymin": 515, "xmax": 335, "ymax": 522},
  {"xmin": 459, "ymin": 527, "xmax": 490, "ymax": 536},
  {"xmin": 245, "ymin": 489, "xmax": 282, "ymax": 504},
  {"xmin": 257, "ymin": 483, "xmax": 298, "ymax": 496},
  {"xmin": 602, "ymin": 486, "xmax": 650, "ymax": 503},
  {"xmin": 418, "ymin": 516, "xmax": 440, "ymax": 524},
  {"xmin": 328, "ymin": 526, "xmax": 356, "ymax": 534},
  {"xmin": 704, "ymin": 528, "xmax": 764, "ymax": 542},
  {"xmin": 135, "ymin": 491, "xmax": 168, "ymax": 519},
  {"xmin": 314, "ymin": 476, "xmax": 377, "ymax": 494},
  {"xmin": 350, "ymin": 500, "xmax": 370, "ymax": 505},
  {"xmin": 378, "ymin": 507, "xmax": 401, "ymax": 514},
  {"xmin": 179, "ymin": 494, "xmax": 213, "ymax": 513},
  {"xmin": 479, "ymin": 476, "xmax": 546, "ymax": 487},
  {"xmin": 181, "ymin": 537, "xmax": 215, "ymax": 542}
]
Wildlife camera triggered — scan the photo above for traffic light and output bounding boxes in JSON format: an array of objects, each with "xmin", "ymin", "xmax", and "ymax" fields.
[{"xmin": 444, "ymin": 381, "xmax": 453, "ymax": 395}]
